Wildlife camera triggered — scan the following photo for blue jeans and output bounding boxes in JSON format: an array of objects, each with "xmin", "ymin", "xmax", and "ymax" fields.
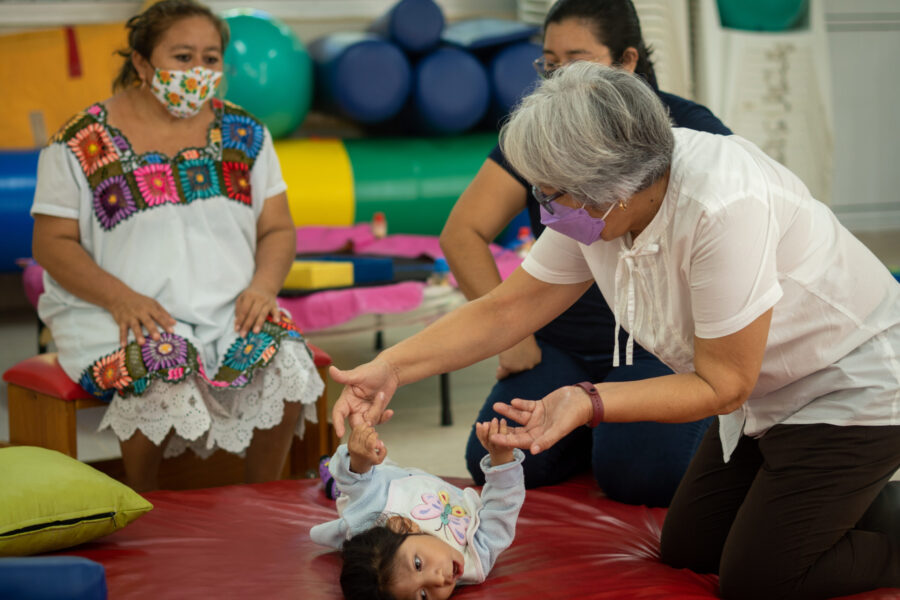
[{"xmin": 465, "ymin": 339, "xmax": 712, "ymax": 507}]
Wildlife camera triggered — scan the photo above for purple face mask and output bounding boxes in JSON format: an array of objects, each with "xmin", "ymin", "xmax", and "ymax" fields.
[{"xmin": 539, "ymin": 202, "xmax": 616, "ymax": 245}]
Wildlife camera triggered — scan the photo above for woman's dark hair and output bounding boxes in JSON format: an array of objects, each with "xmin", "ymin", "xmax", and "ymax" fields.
[
  {"xmin": 113, "ymin": 0, "xmax": 229, "ymax": 91},
  {"xmin": 340, "ymin": 521, "xmax": 414, "ymax": 600},
  {"xmin": 544, "ymin": 0, "xmax": 658, "ymax": 89}
]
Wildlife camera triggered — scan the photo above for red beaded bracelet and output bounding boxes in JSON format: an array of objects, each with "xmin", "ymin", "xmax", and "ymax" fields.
[{"xmin": 575, "ymin": 381, "xmax": 604, "ymax": 428}]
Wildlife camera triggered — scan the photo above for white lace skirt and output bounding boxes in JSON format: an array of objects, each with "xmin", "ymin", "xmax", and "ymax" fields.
[{"xmin": 99, "ymin": 342, "xmax": 325, "ymax": 458}]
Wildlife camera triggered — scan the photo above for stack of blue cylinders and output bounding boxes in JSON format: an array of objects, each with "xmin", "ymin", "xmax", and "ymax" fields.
[
  {"xmin": 308, "ymin": 33, "xmax": 412, "ymax": 125},
  {"xmin": 368, "ymin": 0, "xmax": 445, "ymax": 54},
  {"xmin": 310, "ymin": 0, "xmax": 541, "ymax": 135}
]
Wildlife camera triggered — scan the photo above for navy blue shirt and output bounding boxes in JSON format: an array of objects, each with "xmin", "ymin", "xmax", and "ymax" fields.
[{"xmin": 488, "ymin": 91, "xmax": 731, "ymax": 355}]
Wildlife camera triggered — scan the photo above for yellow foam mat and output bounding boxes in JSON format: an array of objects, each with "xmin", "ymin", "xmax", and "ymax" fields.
[
  {"xmin": 275, "ymin": 138, "xmax": 355, "ymax": 227},
  {"xmin": 283, "ymin": 260, "xmax": 354, "ymax": 290}
]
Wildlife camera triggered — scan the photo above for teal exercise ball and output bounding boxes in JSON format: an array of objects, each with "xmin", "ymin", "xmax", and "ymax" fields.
[
  {"xmin": 221, "ymin": 9, "xmax": 313, "ymax": 138},
  {"xmin": 717, "ymin": 0, "xmax": 807, "ymax": 32}
]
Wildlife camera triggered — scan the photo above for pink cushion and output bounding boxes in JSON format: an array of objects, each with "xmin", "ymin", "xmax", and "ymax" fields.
[{"xmin": 2, "ymin": 353, "xmax": 91, "ymax": 401}]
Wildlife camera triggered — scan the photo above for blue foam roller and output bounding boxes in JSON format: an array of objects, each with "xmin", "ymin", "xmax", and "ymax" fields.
[
  {"xmin": 368, "ymin": 0, "xmax": 445, "ymax": 54},
  {"xmin": 441, "ymin": 18, "xmax": 540, "ymax": 51},
  {"xmin": 308, "ymin": 33, "xmax": 412, "ymax": 124},
  {"xmin": 488, "ymin": 41, "xmax": 542, "ymax": 119},
  {"xmin": 413, "ymin": 47, "xmax": 490, "ymax": 135},
  {"xmin": 0, "ymin": 556, "xmax": 107, "ymax": 600},
  {"xmin": 0, "ymin": 149, "xmax": 39, "ymax": 273},
  {"xmin": 315, "ymin": 255, "xmax": 395, "ymax": 284}
]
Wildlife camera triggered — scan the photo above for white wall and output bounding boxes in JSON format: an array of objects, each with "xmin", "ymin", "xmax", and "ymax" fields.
[{"xmin": 824, "ymin": 0, "xmax": 900, "ymax": 232}]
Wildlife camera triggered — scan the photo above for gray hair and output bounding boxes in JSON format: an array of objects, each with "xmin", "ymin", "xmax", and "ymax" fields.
[{"xmin": 500, "ymin": 61, "xmax": 674, "ymax": 208}]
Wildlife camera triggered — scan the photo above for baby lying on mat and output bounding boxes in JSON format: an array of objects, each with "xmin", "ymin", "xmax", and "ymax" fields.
[{"xmin": 311, "ymin": 419, "xmax": 525, "ymax": 599}]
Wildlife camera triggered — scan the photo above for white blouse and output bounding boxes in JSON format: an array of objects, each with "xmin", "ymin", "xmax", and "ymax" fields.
[{"xmin": 523, "ymin": 128, "xmax": 900, "ymax": 460}]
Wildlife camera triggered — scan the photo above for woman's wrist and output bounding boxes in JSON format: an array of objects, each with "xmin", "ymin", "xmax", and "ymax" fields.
[{"xmin": 573, "ymin": 382, "xmax": 604, "ymax": 427}]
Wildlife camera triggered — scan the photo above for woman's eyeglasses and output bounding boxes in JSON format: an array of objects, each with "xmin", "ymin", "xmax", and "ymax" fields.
[
  {"xmin": 532, "ymin": 56, "xmax": 561, "ymax": 78},
  {"xmin": 531, "ymin": 184, "xmax": 565, "ymax": 215}
]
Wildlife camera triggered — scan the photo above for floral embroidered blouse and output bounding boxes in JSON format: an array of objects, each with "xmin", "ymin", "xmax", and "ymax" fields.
[{"xmin": 31, "ymin": 99, "xmax": 302, "ymax": 400}]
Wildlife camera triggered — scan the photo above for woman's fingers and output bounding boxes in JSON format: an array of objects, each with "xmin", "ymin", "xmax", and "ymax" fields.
[
  {"xmin": 489, "ymin": 426, "xmax": 534, "ymax": 450},
  {"xmin": 329, "ymin": 365, "xmax": 352, "ymax": 385},
  {"xmin": 493, "ymin": 400, "xmax": 532, "ymax": 425},
  {"xmin": 332, "ymin": 398, "xmax": 351, "ymax": 438},
  {"xmin": 364, "ymin": 391, "xmax": 390, "ymax": 426}
]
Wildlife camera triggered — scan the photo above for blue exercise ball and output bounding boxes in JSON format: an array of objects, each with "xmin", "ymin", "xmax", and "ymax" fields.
[
  {"xmin": 413, "ymin": 47, "xmax": 490, "ymax": 135},
  {"xmin": 369, "ymin": 0, "xmax": 445, "ymax": 54},
  {"xmin": 308, "ymin": 33, "xmax": 412, "ymax": 124},
  {"xmin": 221, "ymin": 9, "xmax": 313, "ymax": 138}
]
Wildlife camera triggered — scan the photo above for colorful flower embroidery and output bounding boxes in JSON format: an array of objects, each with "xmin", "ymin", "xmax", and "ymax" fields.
[
  {"xmin": 141, "ymin": 332, "xmax": 188, "ymax": 371},
  {"xmin": 260, "ymin": 345, "xmax": 276, "ymax": 364},
  {"xmin": 181, "ymin": 149, "xmax": 200, "ymax": 160},
  {"xmin": 134, "ymin": 164, "xmax": 179, "ymax": 206},
  {"xmin": 230, "ymin": 374, "xmax": 249, "ymax": 387},
  {"xmin": 79, "ymin": 371, "xmax": 115, "ymax": 402},
  {"xmin": 92, "ymin": 350, "xmax": 132, "ymax": 390},
  {"xmin": 179, "ymin": 157, "xmax": 220, "ymax": 202},
  {"xmin": 223, "ymin": 332, "xmax": 274, "ymax": 371},
  {"xmin": 87, "ymin": 104, "xmax": 103, "ymax": 117},
  {"xmin": 274, "ymin": 313, "xmax": 299, "ymax": 331},
  {"xmin": 143, "ymin": 153, "xmax": 165, "ymax": 165},
  {"xmin": 93, "ymin": 175, "xmax": 136, "ymax": 229},
  {"xmin": 111, "ymin": 135, "xmax": 130, "ymax": 153},
  {"xmin": 167, "ymin": 367, "xmax": 184, "ymax": 380},
  {"xmin": 67, "ymin": 122, "xmax": 116, "ymax": 176},
  {"xmin": 209, "ymin": 127, "xmax": 222, "ymax": 145},
  {"xmin": 132, "ymin": 377, "xmax": 149, "ymax": 394},
  {"xmin": 223, "ymin": 161, "xmax": 252, "ymax": 205},
  {"xmin": 222, "ymin": 114, "xmax": 263, "ymax": 158}
]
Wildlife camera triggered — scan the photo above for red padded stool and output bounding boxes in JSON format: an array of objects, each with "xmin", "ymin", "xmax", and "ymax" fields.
[{"xmin": 3, "ymin": 346, "xmax": 338, "ymax": 480}]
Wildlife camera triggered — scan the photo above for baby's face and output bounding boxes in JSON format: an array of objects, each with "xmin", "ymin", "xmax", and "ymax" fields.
[{"xmin": 388, "ymin": 533, "xmax": 465, "ymax": 600}]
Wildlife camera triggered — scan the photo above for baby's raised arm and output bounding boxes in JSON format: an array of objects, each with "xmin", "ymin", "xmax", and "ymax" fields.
[
  {"xmin": 347, "ymin": 422, "xmax": 387, "ymax": 474},
  {"xmin": 475, "ymin": 418, "xmax": 515, "ymax": 466}
]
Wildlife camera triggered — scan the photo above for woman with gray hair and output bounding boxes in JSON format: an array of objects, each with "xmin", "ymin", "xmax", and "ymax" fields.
[{"xmin": 330, "ymin": 62, "xmax": 899, "ymax": 598}]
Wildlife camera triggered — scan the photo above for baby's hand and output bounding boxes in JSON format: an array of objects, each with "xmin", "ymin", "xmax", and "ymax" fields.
[
  {"xmin": 476, "ymin": 418, "xmax": 515, "ymax": 466},
  {"xmin": 347, "ymin": 422, "xmax": 387, "ymax": 474}
]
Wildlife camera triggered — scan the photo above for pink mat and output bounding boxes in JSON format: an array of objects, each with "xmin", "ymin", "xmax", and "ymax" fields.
[
  {"xmin": 20, "ymin": 227, "xmax": 524, "ymax": 333},
  {"xmin": 284, "ymin": 226, "xmax": 523, "ymax": 332}
]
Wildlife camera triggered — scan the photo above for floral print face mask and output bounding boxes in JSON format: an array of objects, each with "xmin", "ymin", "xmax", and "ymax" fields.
[{"xmin": 149, "ymin": 66, "xmax": 222, "ymax": 119}]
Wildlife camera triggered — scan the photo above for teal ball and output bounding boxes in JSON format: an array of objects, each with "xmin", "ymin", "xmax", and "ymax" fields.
[{"xmin": 222, "ymin": 9, "xmax": 313, "ymax": 138}]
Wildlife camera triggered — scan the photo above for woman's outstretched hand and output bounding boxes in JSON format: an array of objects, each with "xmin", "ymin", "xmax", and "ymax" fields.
[
  {"xmin": 490, "ymin": 385, "xmax": 594, "ymax": 455},
  {"xmin": 330, "ymin": 358, "xmax": 398, "ymax": 439}
]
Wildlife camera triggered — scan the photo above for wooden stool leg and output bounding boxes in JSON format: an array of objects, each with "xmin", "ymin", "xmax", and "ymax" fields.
[
  {"xmin": 289, "ymin": 364, "xmax": 338, "ymax": 478},
  {"xmin": 8, "ymin": 384, "xmax": 79, "ymax": 458}
]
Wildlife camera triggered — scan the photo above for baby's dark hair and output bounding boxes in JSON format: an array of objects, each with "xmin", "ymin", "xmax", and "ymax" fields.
[{"xmin": 340, "ymin": 516, "xmax": 418, "ymax": 600}]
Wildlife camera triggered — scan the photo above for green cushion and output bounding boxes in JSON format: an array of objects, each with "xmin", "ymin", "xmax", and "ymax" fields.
[{"xmin": 0, "ymin": 446, "xmax": 153, "ymax": 556}]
